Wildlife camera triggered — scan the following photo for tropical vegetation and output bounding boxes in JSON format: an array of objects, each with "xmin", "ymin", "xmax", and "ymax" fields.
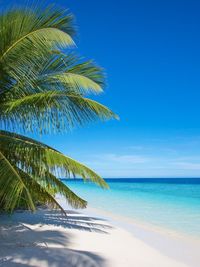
[{"xmin": 0, "ymin": 5, "xmax": 117, "ymax": 213}]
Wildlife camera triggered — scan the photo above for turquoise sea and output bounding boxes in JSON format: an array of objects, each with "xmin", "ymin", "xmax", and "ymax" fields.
[{"xmin": 62, "ymin": 178, "xmax": 200, "ymax": 238}]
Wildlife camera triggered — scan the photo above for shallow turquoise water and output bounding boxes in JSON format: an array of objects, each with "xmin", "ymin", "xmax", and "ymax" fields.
[{"xmin": 62, "ymin": 178, "xmax": 200, "ymax": 237}]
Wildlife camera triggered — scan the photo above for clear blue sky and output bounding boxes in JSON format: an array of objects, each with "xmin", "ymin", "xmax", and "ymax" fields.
[{"xmin": 5, "ymin": 0, "xmax": 200, "ymax": 177}]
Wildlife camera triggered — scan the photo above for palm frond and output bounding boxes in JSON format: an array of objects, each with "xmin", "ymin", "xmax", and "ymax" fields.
[
  {"xmin": 0, "ymin": 91, "xmax": 118, "ymax": 133},
  {"xmin": 0, "ymin": 6, "xmax": 75, "ymax": 84},
  {"xmin": 0, "ymin": 6, "xmax": 75, "ymax": 58},
  {"xmin": 0, "ymin": 53, "xmax": 105, "ymax": 101},
  {"xmin": 0, "ymin": 130, "xmax": 109, "ymax": 188},
  {"xmin": 17, "ymin": 168, "xmax": 67, "ymax": 213},
  {"xmin": 0, "ymin": 151, "xmax": 35, "ymax": 212},
  {"xmin": 21, "ymin": 169, "xmax": 87, "ymax": 210},
  {"xmin": 48, "ymin": 73, "xmax": 103, "ymax": 94}
]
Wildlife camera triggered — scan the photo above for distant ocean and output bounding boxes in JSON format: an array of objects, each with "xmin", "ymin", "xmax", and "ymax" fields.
[{"xmin": 62, "ymin": 178, "xmax": 200, "ymax": 238}]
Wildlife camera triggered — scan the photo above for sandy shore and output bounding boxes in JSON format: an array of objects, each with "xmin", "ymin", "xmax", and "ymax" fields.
[{"xmin": 0, "ymin": 206, "xmax": 200, "ymax": 267}]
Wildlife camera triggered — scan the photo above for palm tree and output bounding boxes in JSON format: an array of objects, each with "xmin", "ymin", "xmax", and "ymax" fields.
[{"xmin": 0, "ymin": 5, "xmax": 117, "ymax": 213}]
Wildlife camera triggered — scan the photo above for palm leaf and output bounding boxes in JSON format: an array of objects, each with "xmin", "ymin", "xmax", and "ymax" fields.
[
  {"xmin": 0, "ymin": 91, "xmax": 118, "ymax": 133},
  {"xmin": 48, "ymin": 73, "xmax": 103, "ymax": 94},
  {"xmin": 0, "ymin": 53, "xmax": 105, "ymax": 100},
  {"xmin": 20, "ymin": 169, "xmax": 87, "ymax": 210},
  {"xmin": 0, "ymin": 6, "xmax": 75, "ymax": 58},
  {"xmin": 0, "ymin": 6, "xmax": 75, "ymax": 83},
  {"xmin": 18, "ymin": 167, "xmax": 86, "ymax": 213},
  {"xmin": 0, "ymin": 151, "xmax": 35, "ymax": 212},
  {"xmin": 0, "ymin": 130, "xmax": 109, "ymax": 188},
  {"xmin": 17, "ymin": 168, "xmax": 67, "ymax": 213}
]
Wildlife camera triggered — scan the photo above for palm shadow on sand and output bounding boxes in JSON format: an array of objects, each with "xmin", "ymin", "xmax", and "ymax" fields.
[{"xmin": 0, "ymin": 209, "xmax": 112, "ymax": 267}]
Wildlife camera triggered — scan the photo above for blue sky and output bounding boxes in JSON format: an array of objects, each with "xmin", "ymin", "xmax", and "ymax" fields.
[{"xmin": 5, "ymin": 0, "xmax": 200, "ymax": 177}]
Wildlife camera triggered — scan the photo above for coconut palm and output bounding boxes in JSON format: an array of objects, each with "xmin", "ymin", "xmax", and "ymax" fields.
[{"xmin": 0, "ymin": 5, "xmax": 117, "ymax": 213}]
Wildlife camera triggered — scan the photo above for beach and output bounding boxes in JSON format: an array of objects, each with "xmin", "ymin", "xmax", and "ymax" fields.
[
  {"xmin": 0, "ymin": 205, "xmax": 200, "ymax": 267},
  {"xmin": 1, "ymin": 1, "xmax": 200, "ymax": 267}
]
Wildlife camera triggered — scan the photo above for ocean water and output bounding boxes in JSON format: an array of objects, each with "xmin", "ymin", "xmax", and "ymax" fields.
[{"xmin": 62, "ymin": 178, "xmax": 200, "ymax": 238}]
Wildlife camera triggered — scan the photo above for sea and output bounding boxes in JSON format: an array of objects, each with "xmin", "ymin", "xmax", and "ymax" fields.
[{"xmin": 62, "ymin": 178, "xmax": 200, "ymax": 238}]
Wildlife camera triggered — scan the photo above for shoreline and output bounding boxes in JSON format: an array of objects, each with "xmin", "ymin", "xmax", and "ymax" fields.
[
  {"xmin": 0, "ymin": 205, "xmax": 200, "ymax": 267},
  {"xmin": 58, "ymin": 194, "xmax": 200, "ymax": 242},
  {"xmin": 84, "ymin": 205, "xmax": 200, "ymax": 242},
  {"xmin": 82, "ymin": 205, "xmax": 200, "ymax": 267}
]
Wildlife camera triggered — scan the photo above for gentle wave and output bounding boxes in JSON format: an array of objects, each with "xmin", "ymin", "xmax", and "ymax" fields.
[{"xmin": 62, "ymin": 178, "xmax": 200, "ymax": 238}]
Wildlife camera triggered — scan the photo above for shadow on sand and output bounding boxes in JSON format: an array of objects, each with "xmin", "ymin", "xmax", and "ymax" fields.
[{"xmin": 0, "ymin": 209, "xmax": 112, "ymax": 267}]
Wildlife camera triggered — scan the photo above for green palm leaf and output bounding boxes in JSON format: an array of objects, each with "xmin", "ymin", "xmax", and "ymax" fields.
[
  {"xmin": 1, "ymin": 91, "xmax": 118, "ymax": 133},
  {"xmin": 0, "ymin": 130, "xmax": 103, "ymax": 212},
  {"xmin": 49, "ymin": 73, "xmax": 103, "ymax": 93},
  {"xmin": 0, "ymin": 6, "xmax": 75, "ymax": 84},
  {"xmin": 0, "ymin": 6, "xmax": 75, "ymax": 58},
  {"xmin": 0, "ymin": 151, "xmax": 35, "ymax": 212},
  {"xmin": 0, "ymin": 130, "xmax": 109, "ymax": 188},
  {"xmin": 1, "ymin": 54, "xmax": 105, "ymax": 100},
  {"xmin": 18, "ymin": 168, "xmax": 86, "ymax": 213}
]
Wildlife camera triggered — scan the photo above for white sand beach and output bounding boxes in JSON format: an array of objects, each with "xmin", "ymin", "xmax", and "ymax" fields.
[{"xmin": 0, "ymin": 206, "xmax": 200, "ymax": 267}]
